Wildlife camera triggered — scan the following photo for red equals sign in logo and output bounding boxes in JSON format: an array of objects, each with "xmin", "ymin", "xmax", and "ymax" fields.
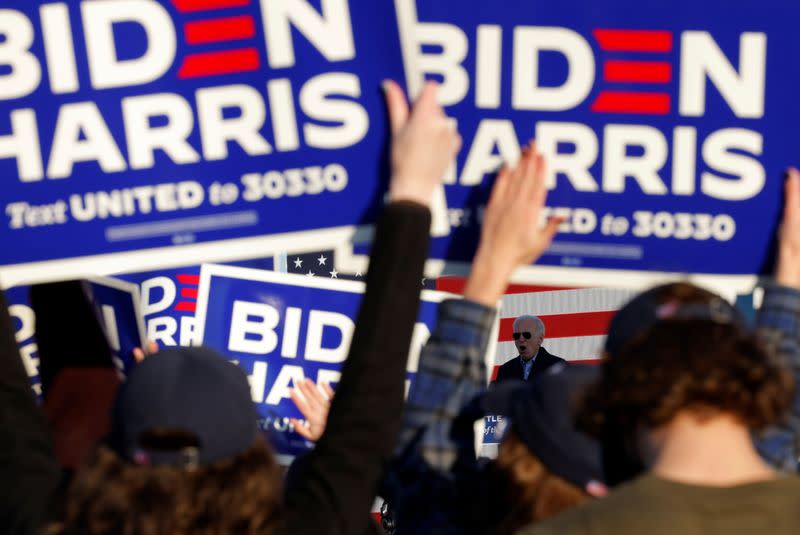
[
  {"xmin": 172, "ymin": 0, "xmax": 260, "ymax": 79},
  {"xmin": 174, "ymin": 273, "xmax": 200, "ymax": 312},
  {"xmin": 591, "ymin": 29, "xmax": 673, "ymax": 115}
]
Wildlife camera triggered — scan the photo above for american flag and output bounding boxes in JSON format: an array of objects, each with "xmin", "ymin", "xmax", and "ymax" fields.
[
  {"xmin": 435, "ymin": 277, "xmax": 637, "ymax": 379},
  {"xmin": 284, "ymin": 250, "xmax": 361, "ymax": 280},
  {"xmin": 285, "ymin": 249, "xmax": 437, "ymax": 289}
]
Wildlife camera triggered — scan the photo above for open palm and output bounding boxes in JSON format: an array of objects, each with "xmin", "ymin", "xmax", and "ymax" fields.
[{"xmin": 289, "ymin": 378, "xmax": 335, "ymax": 442}]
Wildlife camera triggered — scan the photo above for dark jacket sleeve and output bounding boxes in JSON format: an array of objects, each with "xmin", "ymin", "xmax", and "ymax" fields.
[
  {"xmin": 0, "ymin": 289, "xmax": 60, "ymax": 534},
  {"xmin": 281, "ymin": 201, "xmax": 431, "ymax": 534}
]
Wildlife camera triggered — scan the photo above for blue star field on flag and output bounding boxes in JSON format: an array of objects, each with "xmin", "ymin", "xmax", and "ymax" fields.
[{"xmin": 286, "ymin": 250, "xmax": 362, "ymax": 281}]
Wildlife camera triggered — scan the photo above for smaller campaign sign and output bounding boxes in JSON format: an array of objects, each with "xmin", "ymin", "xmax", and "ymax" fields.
[
  {"xmin": 118, "ymin": 257, "xmax": 275, "ymax": 350},
  {"xmin": 5, "ymin": 285, "xmax": 40, "ymax": 396},
  {"xmin": 482, "ymin": 414, "xmax": 507, "ymax": 446},
  {"xmin": 87, "ymin": 277, "xmax": 147, "ymax": 375},
  {"xmin": 195, "ymin": 264, "xmax": 449, "ymax": 459},
  {"xmin": 4, "ymin": 277, "xmax": 145, "ymax": 396}
]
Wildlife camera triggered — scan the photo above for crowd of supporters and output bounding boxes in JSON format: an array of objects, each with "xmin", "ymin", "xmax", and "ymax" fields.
[{"xmin": 1, "ymin": 80, "xmax": 799, "ymax": 534}]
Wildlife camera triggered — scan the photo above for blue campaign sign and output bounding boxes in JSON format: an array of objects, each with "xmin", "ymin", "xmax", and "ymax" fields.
[
  {"xmin": 3, "ymin": 0, "xmax": 798, "ymax": 284},
  {"xmin": 195, "ymin": 263, "xmax": 445, "ymax": 458},
  {"xmin": 118, "ymin": 257, "xmax": 275, "ymax": 348},
  {"xmin": 0, "ymin": 0, "xmax": 404, "ymax": 279},
  {"xmin": 395, "ymin": 0, "xmax": 800, "ymax": 275},
  {"xmin": 4, "ymin": 277, "xmax": 145, "ymax": 395},
  {"xmin": 482, "ymin": 414, "xmax": 506, "ymax": 446},
  {"xmin": 86, "ymin": 277, "xmax": 146, "ymax": 374},
  {"xmin": 4, "ymin": 285, "xmax": 41, "ymax": 395}
]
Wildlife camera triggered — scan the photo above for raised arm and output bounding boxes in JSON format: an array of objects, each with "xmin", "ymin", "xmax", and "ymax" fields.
[
  {"xmin": 396, "ymin": 144, "xmax": 560, "ymax": 465},
  {"xmin": 756, "ymin": 168, "xmax": 800, "ymax": 472},
  {"xmin": 386, "ymin": 144, "xmax": 561, "ymax": 532},
  {"xmin": 281, "ymin": 81, "xmax": 461, "ymax": 534}
]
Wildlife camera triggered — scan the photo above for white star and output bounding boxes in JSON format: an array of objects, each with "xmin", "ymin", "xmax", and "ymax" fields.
[
  {"xmin": 306, "ymin": 270, "xmax": 315, "ymax": 277},
  {"xmin": 421, "ymin": 278, "xmax": 426, "ymax": 287},
  {"xmin": 317, "ymin": 254, "xmax": 327, "ymax": 266},
  {"xmin": 355, "ymin": 271, "xmax": 363, "ymax": 278},
  {"xmin": 294, "ymin": 257, "xmax": 303, "ymax": 268},
  {"xmin": 329, "ymin": 269, "xmax": 338, "ymax": 278}
]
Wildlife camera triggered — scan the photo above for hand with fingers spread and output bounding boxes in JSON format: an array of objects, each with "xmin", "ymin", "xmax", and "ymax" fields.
[
  {"xmin": 776, "ymin": 168, "xmax": 800, "ymax": 289},
  {"xmin": 463, "ymin": 142, "xmax": 562, "ymax": 306},
  {"xmin": 383, "ymin": 79, "xmax": 462, "ymax": 206},
  {"xmin": 289, "ymin": 378, "xmax": 336, "ymax": 442},
  {"xmin": 132, "ymin": 340, "xmax": 159, "ymax": 364}
]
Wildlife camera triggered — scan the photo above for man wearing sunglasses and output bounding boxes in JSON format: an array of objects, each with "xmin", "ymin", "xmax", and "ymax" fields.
[{"xmin": 494, "ymin": 315, "xmax": 566, "ymax": 384}]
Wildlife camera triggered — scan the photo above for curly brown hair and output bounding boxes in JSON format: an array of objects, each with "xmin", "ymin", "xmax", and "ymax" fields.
[
  {"xmin": 491, "ymin": 430, "xmax": 591, "ymax": 533},
  {"xmin": 49, "ymin": 436, "xmax": 284, "ymax": 535},
  {"xmin": 580, "ymin": 282, "xmax": 794, "ymax": 435}
]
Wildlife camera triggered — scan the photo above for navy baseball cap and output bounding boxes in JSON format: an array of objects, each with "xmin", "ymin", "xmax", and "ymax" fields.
[
  {"xmin": 604, "ymin": 283, "xmax": 747, "ymax": 357},
  {"xmin": 482, "ymin": 364, "xmax": 603, "ymax": 488},
  {"xmin": 109, "ymin": 346, "xmax": 259, "ymax": 467}
]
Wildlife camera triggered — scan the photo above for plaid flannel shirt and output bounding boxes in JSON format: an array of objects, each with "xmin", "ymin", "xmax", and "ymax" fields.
[
  {"xmin": 754, "ymin": 282, "xmax": 800, "ymax": 472},
  {"xmin": 385, "ymin": 298, "xmax": 496, "ymax": 534},
  {"xmin": 394, "ymin": 297, "xmax": 496, "ymax": 471}
]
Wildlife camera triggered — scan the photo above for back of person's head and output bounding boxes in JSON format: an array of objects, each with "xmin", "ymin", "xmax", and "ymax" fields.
[
  {"xmin": 585, "ymin": 282, "xmax": 792, "ymax": 432},
  {"xmin": 580, "ymin": 282, "xmax": 793, "ymax": 481},
  {"xmin": 483, "ymin": 365, "xmax": 603, "ymax": 532},
  {"xmin": 50, "ymin": 347, "xmax": 284, "ymax": 535},
  {"xmin": 53, "ymin": 436, "xmax": 282, "ymax": 535}
]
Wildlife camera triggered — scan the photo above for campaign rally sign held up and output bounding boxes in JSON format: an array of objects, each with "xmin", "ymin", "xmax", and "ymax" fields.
[
  {"xmin": 5, "ymin": 285, "xmax": 42, "ymax": 395},
  {"xmin": 118, "ymin": 257, "xmax": 275, "ymax": 348},
  {"xmin": 2, "ymin": 0, "xmax": 799, "ymax": 279},
  {"xmin": 195, "ymin": 264, "xmax": 446, "ymax": 457},
  {"xmin": 0, "ymin": 0, "xmax": 404, "ymax": 279},
  {"xmin": 397, "ymin": 0, "xmax": 800, "ymax": 274},
  {"xmin": 5, "ymin": 277, "xmax": 146, "ymax": 395},
  {"xmin": 86, "ymin": 277, "xmax": 147, "ymax": 373}
]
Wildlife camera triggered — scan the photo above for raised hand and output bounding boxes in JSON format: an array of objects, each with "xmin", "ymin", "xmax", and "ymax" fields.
[
  {"xmin": 463, "ymin": 142, "xmax": 562, "ymax": 306},
  {"xmin": 776, "ymin": 168, "xmax": 800, "ymax": 289},
  {"xmin": 289, "ymin": 378, "xmax": 336, "ymax": 442},
  {"xmin": 383, "ymin": 80, "xmax": 461, "ymax": 206}
]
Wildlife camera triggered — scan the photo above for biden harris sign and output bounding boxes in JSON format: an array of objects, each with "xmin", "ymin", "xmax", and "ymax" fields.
[
  {"xmin": 0, "ymin": 0, "xmax": 404, "ymax": 282},
  {"xmin": 1, "ymin": 0, "xmax": 799, "ymax": 282},
  {"xmin": 194, "ymin": 263, "xmax": 448, "ymax": 457},
  {"xmin": 395, "ymin": 0, "xmax": 800, "ymax": 274},
  {"xmin": 395, "ymin": 0, "xmax": 800, "ymax": 275}
]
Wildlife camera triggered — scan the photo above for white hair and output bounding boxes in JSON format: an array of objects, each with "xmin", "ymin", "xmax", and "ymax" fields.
[{"xmin": 513, "ymin": 314, "xmax": 545, "ymax": 338}]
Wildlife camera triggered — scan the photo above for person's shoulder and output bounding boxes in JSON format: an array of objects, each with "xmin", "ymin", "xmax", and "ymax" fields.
[
  {"xmin": 498, "ymin": 357, "xmax": 518, "ymax": 369},
  {"xmin": 523, "ymin": 475, "xmax": 800, "ymax": 535},
  {"xmin": 492, "ymin": 359, "xmax": 515, "ymax": 383},
  {"xmin": 517, "ymin": 475, "xmax": 665, "ymax": 535},
  {"xmin": 495, "ymin": 358, "xmax": 520, "ymax": 377},
  {"xmin": 753, "ymin": 473, "xmax": 800, "ymax": 496},
  {"xmin": 539, "ymin": 347, "xmax": 566, "ymax": 364}
]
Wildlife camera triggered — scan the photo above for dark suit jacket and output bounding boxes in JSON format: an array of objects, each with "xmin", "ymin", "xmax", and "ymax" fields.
[{"xmin": 493, "ymin": 347, "xmax": 567, "ymax": 383}]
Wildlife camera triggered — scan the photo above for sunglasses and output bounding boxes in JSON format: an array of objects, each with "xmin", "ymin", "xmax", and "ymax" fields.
[{"xmin": 512, "ymin": 332, "xmax": 533, "ymax": 340}]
